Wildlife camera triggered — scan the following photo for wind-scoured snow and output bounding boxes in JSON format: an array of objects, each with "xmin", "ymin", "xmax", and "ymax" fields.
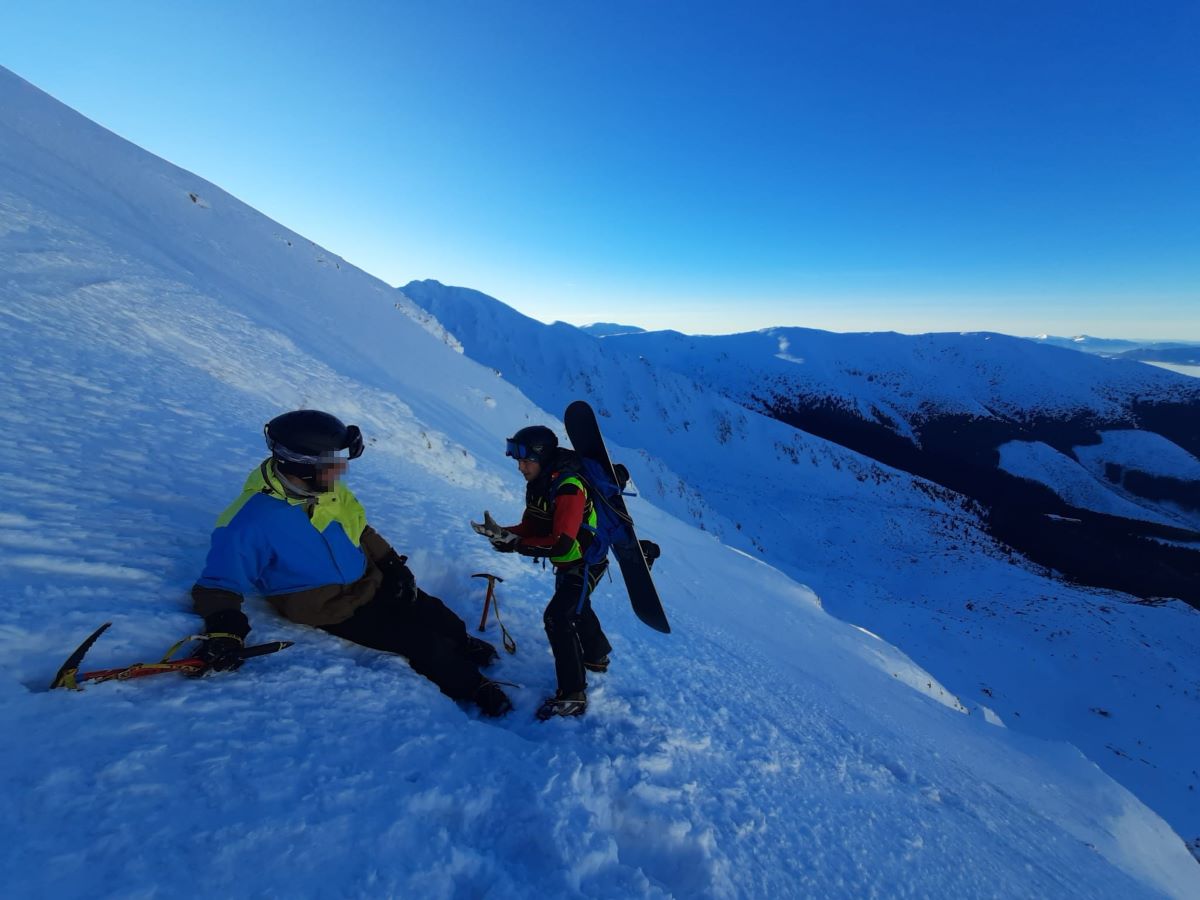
[{"xmin": 2, "ymin": 65, "xmax": 1199, "ymax": 898}]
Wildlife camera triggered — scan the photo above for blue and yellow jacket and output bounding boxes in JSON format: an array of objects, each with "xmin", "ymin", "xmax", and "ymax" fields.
[{"xmin": 193, "ymin": 461, "xmax": 392, "ymax": 626}]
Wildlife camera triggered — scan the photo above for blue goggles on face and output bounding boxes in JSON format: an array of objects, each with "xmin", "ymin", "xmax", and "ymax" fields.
[{"xmin": 505, "ymin": 439, "xmax": 531, "ymax": 460}]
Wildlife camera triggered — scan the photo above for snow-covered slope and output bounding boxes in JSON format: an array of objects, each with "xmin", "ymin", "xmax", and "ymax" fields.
[
  {"xmin": 998, "ymin": 440, "xmax": 1189, "ymax": 527},
  {"xmin": 1000, "ymin": 431, "xmax": 1200, "ymax": 530},
  {"xmin": 592, "ymin": 325, "xmax": 1200, "ymax": 586},
  {"xmin": 2, "ymin": 66, "xmax": 1199, "ymax": 897},
  {"xmin": 403, "ymin": 279, "xmax": 1200, "ymax": 859},
  {"xmin": 398, "ymin": 282, "xmax": 983, "ymax": 553}
]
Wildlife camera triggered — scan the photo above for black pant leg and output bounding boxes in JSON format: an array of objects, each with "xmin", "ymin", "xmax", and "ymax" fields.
[
  {"xmin": 389, "ymin": 625, "xmax": 482, "ymax": 700},
  {"xmin": 575, "ymin": 562, "xmax": 613, "ymax": 662},
  {"xmin": 543, "ymin": 563, "xmax": 609, "ymax": 695},
  {"xmin": 408, "ymin": 589, "xmax": 471, "ymax": 649},
  {"xmin": 322, "ymin": 593, "xmax": 482, "ymax": 701}
]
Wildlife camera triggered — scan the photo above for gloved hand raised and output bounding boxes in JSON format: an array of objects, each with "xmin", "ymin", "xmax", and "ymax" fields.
[
  {"xmin": 470, "ymin": 511, "xmax": 519, "ymax": 552},
  {"xmin": 470, "ymin": 510, "xmax": 505, "ymax": 539}
]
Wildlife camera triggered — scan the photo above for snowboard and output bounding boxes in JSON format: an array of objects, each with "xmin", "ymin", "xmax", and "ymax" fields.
[{"xmin": 563, "ymin": 400, "xmax": 671, "ymax": 634}]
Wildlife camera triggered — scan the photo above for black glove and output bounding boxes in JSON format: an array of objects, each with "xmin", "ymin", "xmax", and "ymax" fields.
[
  {"xmin": 196, "ymin": 633, "xmax": 245, "ymax": 672},
  {"xmin": 379, "ymin": 550, "xmax": 417, "ymax": 604},
  {"xmin": 194, "ymin": 609, "xmax": 250, "ymax": 673}
]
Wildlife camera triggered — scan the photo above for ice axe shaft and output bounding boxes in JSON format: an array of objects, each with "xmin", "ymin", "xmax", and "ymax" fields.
[
  {"xmin": 473, "ymin": 572, "xmax": 502, "ymax": 630},
  {"xmin": 472, "ymin": 573, "xmax": 516, "ymax": 654},
  {"xmin": 78, "ymin": 641, "xmax": 294, "ymax": 684}
]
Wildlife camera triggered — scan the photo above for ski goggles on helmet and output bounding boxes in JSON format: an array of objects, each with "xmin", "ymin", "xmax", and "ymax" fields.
[
  {"xmin": 505, "ymin": 439, "xmax": 535, "ymax": 460},
  {"xmin": 266, "ymin": 424, "xmax": 364, "ymax": 466}
]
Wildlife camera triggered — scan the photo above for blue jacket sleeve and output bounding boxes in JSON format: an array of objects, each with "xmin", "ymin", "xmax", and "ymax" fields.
[{"xmin": 192, "ymin": 508, "xmax": 272, "ymax": 617}]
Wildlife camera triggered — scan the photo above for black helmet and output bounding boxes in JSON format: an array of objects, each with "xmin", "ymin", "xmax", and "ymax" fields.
[
  {"xmin": 506, "ymin": 425, "xmax": 558, "ymax": 465},
  {"xmin": 265, "ymin": 410, "xmax": 363, "ymax": 477}
]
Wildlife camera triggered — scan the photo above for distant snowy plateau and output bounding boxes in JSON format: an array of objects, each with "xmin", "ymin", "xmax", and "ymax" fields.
[{"xmin": 2, "ymin": 65, "xmax": 1198, "ymax": 898}]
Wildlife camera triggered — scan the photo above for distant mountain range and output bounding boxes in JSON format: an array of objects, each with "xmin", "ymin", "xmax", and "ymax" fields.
[
  {"xmin": 585, "ymin": 327, "xmax": 1200, "ymax": 363},
  {"xmin": 405, "ymin": 280, "xmax": 1200, "ymax": 608},
  {"xmin": 1033, "ymin": 334, "xmax": 1200, "ymax": 364}
]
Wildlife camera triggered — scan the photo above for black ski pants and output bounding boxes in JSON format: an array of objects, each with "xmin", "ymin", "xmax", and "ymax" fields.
[
  {"xmin": 321, "ymin": 583, "xmax": 483, "ymax": 701},
  {"xmin": 544, "ymin": 560, "xmax": 612, "ymax": 696}
]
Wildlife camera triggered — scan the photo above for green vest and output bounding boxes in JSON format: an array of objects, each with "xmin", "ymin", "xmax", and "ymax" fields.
[{"xmin": 548, "ymin": 474, "xmax": 597, "ymax": 565}]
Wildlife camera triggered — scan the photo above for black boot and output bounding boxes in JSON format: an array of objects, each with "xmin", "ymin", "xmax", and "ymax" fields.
[
  {"xmin": 465, "ymin": 636, "xmax": 500, "ymax": 667},
  {"xmin": 474, "ymin": 679, "xmax": 513, "ymax": 717},
  {"xmin": 536, "ymin": 691, "xmax": 587, "ymax": 721}
]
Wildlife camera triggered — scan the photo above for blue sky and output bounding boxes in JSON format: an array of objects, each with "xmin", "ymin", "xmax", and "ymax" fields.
[{"xmin": 3, "ymin": 1, "xmax": 1197, "ymax": 337}]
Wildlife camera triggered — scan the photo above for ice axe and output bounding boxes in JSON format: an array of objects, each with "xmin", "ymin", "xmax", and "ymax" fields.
[
  {"xmin": 472, "ymin": 573, "xmax": 516, "ymax": 654},
  {"xmin": 50, "ymin": 622, "xmax": 293, "ymax": 690}
]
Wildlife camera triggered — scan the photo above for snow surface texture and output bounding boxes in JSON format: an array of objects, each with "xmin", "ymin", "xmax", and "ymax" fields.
[{"xmin": 2, "ymin": 66, "xmax": 1199, "ymax": 898}]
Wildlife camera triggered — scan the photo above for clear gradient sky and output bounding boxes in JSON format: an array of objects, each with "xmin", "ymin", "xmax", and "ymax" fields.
[{"xmin": 2, "ymin": 1, "xmax": 1197, "ymax": 337}]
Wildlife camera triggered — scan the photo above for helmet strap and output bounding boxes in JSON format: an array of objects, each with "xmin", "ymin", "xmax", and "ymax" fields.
[{"xmin": 271, "ymin": 460, "xmax": 324, "ymax": 498}]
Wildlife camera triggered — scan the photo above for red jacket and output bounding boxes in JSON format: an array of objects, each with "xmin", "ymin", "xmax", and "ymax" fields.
[{"xmin": 506, "ymin": 464, "xmax": 591, "ymax": 567}]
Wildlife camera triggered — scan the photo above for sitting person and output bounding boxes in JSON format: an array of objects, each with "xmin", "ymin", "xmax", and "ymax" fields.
[{"xmin": 191, "ymin": 409, "xmax": 512, "ymax": 717}]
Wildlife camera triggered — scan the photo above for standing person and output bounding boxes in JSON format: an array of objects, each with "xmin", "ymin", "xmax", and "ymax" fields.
[
  {"xmin": 192, "ymin": 409, "xmax": 512, "ymax": 717},
  {"xmin": 473, "ymin": 425, "xmax": 612, "ymax": 720}
]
